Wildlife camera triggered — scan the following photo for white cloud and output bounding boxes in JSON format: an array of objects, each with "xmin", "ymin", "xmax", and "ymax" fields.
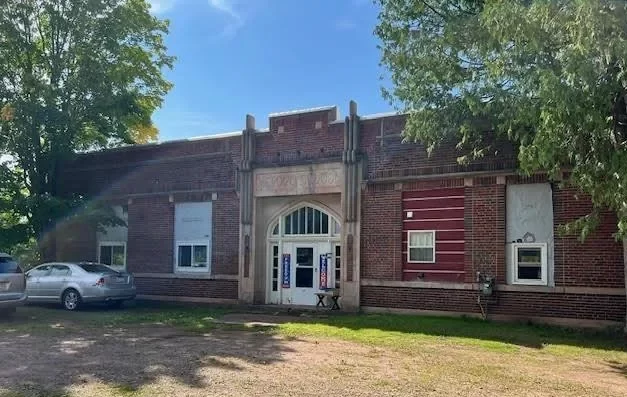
[
  {"xmin": 147, "ymin": 0, "xmax": 178, "ymax": 14},
  {"xmin": 208, "ymin": 0, "xmax": 244, "ymax": 37},
  {"xmin": 335, "ymin": 18, "xmax": 357, "ymax": 31}
]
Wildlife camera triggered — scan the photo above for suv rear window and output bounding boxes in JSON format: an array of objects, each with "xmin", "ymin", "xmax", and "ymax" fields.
[
  {"xmin": 0, "ymin": 257, "xmax": 21, "ymax": 273},
  {"xmin": 78, "ymin": 263, "xmax": 118, "ymax": 274}
]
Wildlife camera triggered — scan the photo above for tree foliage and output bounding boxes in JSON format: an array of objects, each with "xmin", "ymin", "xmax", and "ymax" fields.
[
  {"xmin": 377, "ymin": 0, "xmax": 627, "ymax": 239},
  {"xmin": 0, "ymin": 0, "xmax": 173, "ymax": 255}
]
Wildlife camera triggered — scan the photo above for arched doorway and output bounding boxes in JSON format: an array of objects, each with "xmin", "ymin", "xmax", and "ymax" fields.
[{"xmin": 266, "ymin": 203, "xmax": 341, "ymax": 305}]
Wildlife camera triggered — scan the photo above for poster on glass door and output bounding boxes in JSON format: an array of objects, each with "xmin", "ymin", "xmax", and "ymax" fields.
[
  {"xmin": 319, "ymin": 254, "xmax": 328, "ymax": 289},
  {"xmin": 282, "ymin": 254, "xmax": 290, "ymax": 288}
]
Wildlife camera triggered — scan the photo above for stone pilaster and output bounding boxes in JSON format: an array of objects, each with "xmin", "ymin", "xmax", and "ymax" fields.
[
  {"xmin": 239, "ymin": 114, "xmax": 256, "ymax": 303},
  {"xmin": 341, "ymin": 100, "xmax": 362, "ymax": 311}
]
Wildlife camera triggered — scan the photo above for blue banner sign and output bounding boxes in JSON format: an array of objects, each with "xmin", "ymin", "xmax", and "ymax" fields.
[
  {"xmin": 282, "ymin": 254, "xmax": 291, "ymax": 288},
  {"xmin": 319, "ymin": 254, "xmax": 328, "ymax": 289}
]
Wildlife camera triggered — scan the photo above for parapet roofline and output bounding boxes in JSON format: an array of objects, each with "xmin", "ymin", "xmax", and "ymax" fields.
[
  {"xmin": 329, "ymin": 110, "xmax": 406, "ymax": 124},
  {"xmin": 79, "ymin": 128, "xmax": 269, "ymax": 154},
  {"xmin": 78, "ymin": 107, "xmax": 404, "ymax": 155},
  {"xmin": 268, "ymin": 105, "xmax": 337, "ymax": 118}
]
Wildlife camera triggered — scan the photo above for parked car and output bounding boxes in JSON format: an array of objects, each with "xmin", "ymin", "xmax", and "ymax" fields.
[
  {"xmin": 0, "ymin": 253, "xmax": 27, "ymax": 315},
  {"xmin": 25, "ymin": 262, "xmax": 136, "ymax": 311}
]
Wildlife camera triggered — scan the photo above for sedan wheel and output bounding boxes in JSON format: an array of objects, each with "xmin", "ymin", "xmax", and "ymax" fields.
[{"xmin": 62, "ymin": 290, "xmax": 81, "ymax": 311}]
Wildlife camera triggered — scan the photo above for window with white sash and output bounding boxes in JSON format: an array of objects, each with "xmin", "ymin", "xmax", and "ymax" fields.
[
  {"xmin": 407, "ymin": 230, "xmax": 435, "ymax": 263},
  {"xmin": 175, "ymin": 241, "xmax": 210, "ymax": 271},
  {"xmin": 511, "ymin": 243, "xmax": 547, "ymax": 285}
]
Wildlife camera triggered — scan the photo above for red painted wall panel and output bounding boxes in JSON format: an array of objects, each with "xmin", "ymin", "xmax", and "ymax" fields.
[
  {"xmin": 403, "ymin": 219, "xmax": 464, "ymax": 231},
  {"xmin": 403, "ymin": 208, "xmax": 464, "ymax": 220},
  {"xmin": 403, "ymin": 187, "xmax": 465, "ymax": 199},
  {"xmin": 402, "ymin": 188, "xmax": 466, "ymax": 281}
]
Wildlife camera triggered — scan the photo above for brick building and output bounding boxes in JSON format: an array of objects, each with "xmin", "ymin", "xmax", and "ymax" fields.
[{"xmin": 56, "ymin": 102, "xmax": 626, "ymax": 328}]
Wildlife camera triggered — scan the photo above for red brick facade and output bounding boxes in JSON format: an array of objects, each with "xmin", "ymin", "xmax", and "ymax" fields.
[{"xmin": 55, "ymin": 104, "xmax": 625, "ymax": 326}]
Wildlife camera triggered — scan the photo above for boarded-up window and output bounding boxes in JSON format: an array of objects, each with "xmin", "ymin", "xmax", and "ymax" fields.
[
  {"xmin": 97, "ymin": 206, "xmax": 128, "ymax": 269},
  {"xmin": 506, "ymin": 183, "xmax": 553, "ymax": 286},
  {"xmin": 175, "ymin": 202, "xmax": 212, "ymax": 273}
]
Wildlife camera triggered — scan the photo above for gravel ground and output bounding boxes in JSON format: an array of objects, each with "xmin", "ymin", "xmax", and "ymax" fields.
[{"xmin": 0, "ymin": 311, "xmax": 626, "ymax": 396}]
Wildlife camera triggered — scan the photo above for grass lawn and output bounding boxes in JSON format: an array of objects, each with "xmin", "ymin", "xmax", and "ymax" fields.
[{"xmin": 1, "ymin": 302, "xmax": 626, "ymax": 396}]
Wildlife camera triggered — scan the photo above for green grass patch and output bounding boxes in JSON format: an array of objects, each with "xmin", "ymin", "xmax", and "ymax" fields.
[
  {"xmin": 4, "ymin": 303, "xmax": 626, "ymax": 361},
  {"xmin": 273, "ymin": 313, "xmax": 627, "ymax": 358},
  {"xmin": 1, "ymin": 302, "xmax": 231, "ymax": 334}
]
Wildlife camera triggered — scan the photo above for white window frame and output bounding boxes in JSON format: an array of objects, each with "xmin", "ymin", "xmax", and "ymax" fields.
[
  {"xmin": 175, "ymin": 240, "xmax": 211, "ymax": 273},
  {"xmin": 407, "ymin": 230, "xmax": 436, "ymax": 263},
  {"xmin": 511, "ymin": 243, "xmax": 548, "ymax": 286},
  {"xmin": 97, "ymin": 241, "xmax": 127, "ymax": 270}
]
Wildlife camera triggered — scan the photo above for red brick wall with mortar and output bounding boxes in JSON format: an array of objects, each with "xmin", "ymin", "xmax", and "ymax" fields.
[
  {"xmin": 553, "ymin": 188, "xmax": 623, "ymax": 287},
  {"xmin": 135, "ymin": 278, "xmax": 238, "ymax": 300},
  {"xmin": 256, "ymin": 110, "xmax": 344, "ymax": 166},
  {"xmin": 126, "ymin": 196, "xmax": 174, "ymax": 274},
  {"xmin": 360, "ymin": 115, "xmax": 518, "ymax": 181},
  {"xmin": 360, "ymin": 183, "xmax": 403, "ymax": 280},
  {"xmin": 212, "ymin": 190, "xmax": 239, "ymax": 275},
  {"xmin": 59, "ymin": 151, "xmax": 238, "ymax": 198},
  {"xmin": 361, "ymin": 286, "xmax": 625, "ymax": 322},
  {"xmin": 464, "ymin": 178, "xmax": 506, "ymax": 284}
]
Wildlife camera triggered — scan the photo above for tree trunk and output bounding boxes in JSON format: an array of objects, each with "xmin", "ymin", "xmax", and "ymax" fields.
[{"xmin": 624, "ymin": 239, "xmax": 627, "ymax": 333}]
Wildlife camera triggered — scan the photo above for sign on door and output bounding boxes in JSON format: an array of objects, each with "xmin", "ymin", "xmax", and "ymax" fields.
[
  {"xmin": 282, "ymin": 254, "xmax": 291, "ymax": 288},
  {"xmin": 319, "ymin": 254, "xmax": 328, "ymax": 289}
]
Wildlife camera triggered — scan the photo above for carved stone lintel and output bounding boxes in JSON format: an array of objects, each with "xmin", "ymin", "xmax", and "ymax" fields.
[{"xmin": 255, "ymin": 168, "xmax": 341, "ymax": 197}]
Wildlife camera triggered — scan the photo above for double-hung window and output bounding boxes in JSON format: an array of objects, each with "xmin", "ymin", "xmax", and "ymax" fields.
[
  {"xmin": 511, "ymin": 243, "xmax": 547, "ymax": 285},
  {"xmin": 176, "ymin": 241, "xmax": 210, "ymax": 271},
  {"xmin": 407, "ymin": 230, "xmax": 435, "ymax": 263},
  {"xmin": 98, "ymin": 242, "xmax": 127, "ymax": 269}
]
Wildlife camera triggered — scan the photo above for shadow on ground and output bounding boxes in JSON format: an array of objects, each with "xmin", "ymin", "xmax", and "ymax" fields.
[
  {"xmin": 221, "ymin": 308, "xmax": 627, "ymax": 352},
  {"xmin": 608, "ymin": 360, "xmax": 627, "ymax": 378},
  {"xmin": 318, "ymin": 313, "xmax": 627, "ymax": 351},
  {"xmin": 0, "ymin": 304, "xmax": 295, "ymax": 396}
]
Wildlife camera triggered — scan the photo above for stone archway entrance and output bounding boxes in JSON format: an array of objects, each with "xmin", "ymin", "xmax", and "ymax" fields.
[{"xmin": 266, "ymin": 204, "xmax": 341, "ymax": 305}]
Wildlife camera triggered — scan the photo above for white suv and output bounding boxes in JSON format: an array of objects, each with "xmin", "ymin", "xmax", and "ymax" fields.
[{"xmin": 0, "ymin": 253, "xmax": 26, "ymax": 316}]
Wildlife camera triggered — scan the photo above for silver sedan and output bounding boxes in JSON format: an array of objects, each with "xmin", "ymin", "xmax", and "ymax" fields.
[{"xmin": 26, "ymin": 262, "xmax": 136, "ymax": 310}]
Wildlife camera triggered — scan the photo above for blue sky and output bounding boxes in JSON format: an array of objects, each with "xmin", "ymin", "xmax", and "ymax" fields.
[{"xmin": 147, "ymin": 0, "xmax": 391, "ymax": 141}]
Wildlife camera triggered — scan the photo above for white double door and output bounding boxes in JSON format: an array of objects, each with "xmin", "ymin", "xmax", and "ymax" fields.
[{"xmin": 281, "ymin": 242, "xmax": 331, "ymax": 306}]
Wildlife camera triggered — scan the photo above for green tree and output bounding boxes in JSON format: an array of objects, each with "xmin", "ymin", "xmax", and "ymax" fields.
[
  {"xmin": 377, "ymin": 0, "xmax": 627, "ymax": 329},
  {"xmin": 0, "ymin": 0, "xmax": 173, "ymax": 258}
]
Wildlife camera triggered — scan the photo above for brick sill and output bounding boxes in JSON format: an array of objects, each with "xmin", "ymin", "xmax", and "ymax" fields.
[
  {"xmin": 134, "ymin": 273, "xmax": 238, "ymax": 281},
  {"xmin": 360, "ymin": 279, "xmax": 625, "ymax": 296}
]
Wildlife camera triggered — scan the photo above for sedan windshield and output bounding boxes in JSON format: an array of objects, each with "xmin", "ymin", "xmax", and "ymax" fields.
[{"xmin": 78, "ymin": 263, "xmax": 118, "ymax": 274}]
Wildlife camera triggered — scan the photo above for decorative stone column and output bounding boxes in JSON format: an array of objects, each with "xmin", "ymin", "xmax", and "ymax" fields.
[
  {"xmin": 238, "ymin": 114, "xmax": 256, "ymax": 303},
  {"xmin": 341, "ymin": 100, "xmax": 362, "ymax": 311}
]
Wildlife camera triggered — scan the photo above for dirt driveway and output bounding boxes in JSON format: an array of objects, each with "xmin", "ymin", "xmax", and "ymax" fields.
[
  {"xmin": 1, "ymin": 306, "xmax": 627, "ymax": 397},
  {"xmin": 0, "ymin": 322, "xmax": 408, "ymax": 397}
]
